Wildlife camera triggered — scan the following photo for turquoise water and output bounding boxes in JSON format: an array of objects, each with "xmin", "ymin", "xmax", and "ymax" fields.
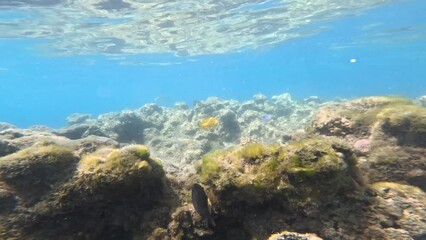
[{"xmin": 0, "ymin": 0, "xmax": 425, "ymax": 128}]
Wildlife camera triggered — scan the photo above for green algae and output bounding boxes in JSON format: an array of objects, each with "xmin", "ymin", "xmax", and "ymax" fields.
[
  {"xmin": 79, "ymin": 144, "xmax": 164, "ymax": 182},
  {"xmin": 0, "ymin": 144, "xmax": 78, "ymax": 203},
  {"xmin": 32, "ymin": 144, "xmax": 166, "ymax": 239},
  {"xmin": 237, "ymin": 143, "xmax": 272, "ymax": 161},
  {"xmin": 197, "ymin": 137, "xmax": 362, "ymax": 208},
  {"xmin": 199, "ymin": 150, "xmax": 223, "ymax": 183},
  {"xmin": 344, "ymin": 96, "xmax": 418, "ymax": 130},
  {"xmin": 380, "ymin": 104, "xmax": 426, "ymax": 147}
]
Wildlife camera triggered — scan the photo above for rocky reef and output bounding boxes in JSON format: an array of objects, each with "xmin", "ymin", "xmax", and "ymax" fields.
[
  {"xmin": 54, "ymin": 93, "xmax": 321, "ymax": 172},
  {"xmin": 0, "ymin": 94, "xmax": 425, "ymax": 240}
]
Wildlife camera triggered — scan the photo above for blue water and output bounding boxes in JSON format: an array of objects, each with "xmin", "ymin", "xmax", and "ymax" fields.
[{"xmin": 0, "ymin": 0, "xmax": 425, "ymax": 128}]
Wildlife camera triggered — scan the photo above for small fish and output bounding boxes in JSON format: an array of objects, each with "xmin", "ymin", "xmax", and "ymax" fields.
[
  {"xmin": 199, "ymin": 117, "xmax": 219, "ymax": 129},
  {"xmin": 191, "ymin": 183, "xmax": 216, "ymax": 227},
  {"xmin": 261, "ymin": 113, "xmax": 273, "ymax": 123}
]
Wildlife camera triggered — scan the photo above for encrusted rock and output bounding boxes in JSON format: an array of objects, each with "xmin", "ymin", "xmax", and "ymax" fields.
[
  {"xmin": 268, "ymin": 231, "xmax": 323, "ymax": 240},
  {"xmin": 0, "ymin": 122, "xmax": 16, "ymax": 131},
  {"xmin": 66, "ymin": 113, "xmax": 92, "ymax": 125},
  {"xmin": 311, "ymin": 96, "xmax": 426, "ymax": 190},
  {"xmin": 0, "ymin": 143, "xmax": 166, "ymax": 239}
]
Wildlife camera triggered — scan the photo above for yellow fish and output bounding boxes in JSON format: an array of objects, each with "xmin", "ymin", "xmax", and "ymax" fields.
[{"xmin": 199, "ymin": 117, "xmax": 219, "ymax": 129}]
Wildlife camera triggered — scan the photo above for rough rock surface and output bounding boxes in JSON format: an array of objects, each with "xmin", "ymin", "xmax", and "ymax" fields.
[
  {"xmin": 55, "ymin": 93, "xmax": 325, "ymax": 172},
  {"xmin": 0, "ymin": 95, "xmax": 425, "ymax": 240},
  {"xmin": 268, "ymin": 231, "xmax": 323, "ymax": 240},
  {"xmin": 0, "ymin": 143, "xmax": 166, "ymax": 239},
  {"xmin": 311, "ymin": 96, "xmax": 426, "ymax": 191}
]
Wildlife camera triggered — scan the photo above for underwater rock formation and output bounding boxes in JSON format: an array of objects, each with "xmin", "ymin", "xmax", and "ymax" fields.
[
  {"xmin": 0, "ymin": 94, "xmax": 425, "ymax": 240},
  {"xmin": 189, "ymin": 137, "xmax": 366, "ymax": 239},
  {"xmin": 0, "ymin": 122, "xmax": 16, "ymax": 131},
  {"xmin": 0, "ymin": 144, "xmax": 78, "ymax": 205},
  {"xmin": 416, "ymin": 95, "xmax": 426, "ymax": 107},
  {"xmin": 57, "ymin": 93, "xmax": 323, "ymax": 171},
  {"xmin": 311, "ymin": 96, "xmax": 426, "ymax": 191},
  {"xmin": 197, "ymin": 137, "xmax": 364, "ymax": 208},
  {"xmin": 0, "ymin": 142, "xmax": 166, "ymax": 239},
  {"xmin": 66, "ymin": 113, "xmax": 93, "ymax": 125},
  {"xmin": 268, "ymin": 231, "xmax": 323, "ymax": 240},
  {"xmin": 165, "ymin": 137, "xmax": 425, "ymax": 240}
]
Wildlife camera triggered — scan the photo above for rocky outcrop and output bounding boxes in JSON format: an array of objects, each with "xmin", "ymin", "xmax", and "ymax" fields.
[
  {"xmin": 268, "ymin": 231, "xmax": 323, "ymax": 240},
  {"xmin": 0, "ymin": 143, "xmax": 166, "ymax": 239},
  {"xmin": 185, "ymin": 138, "xmax": 366, "ymax": 239},
  {"xmin": 55, "ymin": 93, "xmax": 324, "ymax": 171},
  {"xmin": 311, "ymin": 96, "xmax": 426, "ymax": 191}
]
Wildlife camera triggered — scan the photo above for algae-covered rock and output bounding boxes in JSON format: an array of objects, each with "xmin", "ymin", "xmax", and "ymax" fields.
[
  {"xmin": 365, "ymin": 145, "xmax": 426, "ymax": 191},
  {"xmin": 0, "ymin": 122, "xmax": 16, "ymax": 131},
  {"xmin": 311, "ymin": 96, "xmax": 426, "ymax": 191},
  {"xmin": 268, "ymin": 231, "xmax": 323, "ymax": 240},
  {"xmin": 368, "ymin": 182, "xmax": 426, "ymax": 239},
  {"xmin": 167, "ymin": 204, "xmax": 214, "ymax": 240},
  {"xmin": 380, "ymin": 105, "xmax": 426, "ymax": 147},
  {"xmin": 198, "ymin": 137, "xmax": 364, "ymax": 208},
  {"xmin": 0, "ymin": 144, "xmax": 78, "ymax": 204},
  {"xmin": 66, "ymin": 113, "xmax": 92, "ymax": 125},
  {"xmin": 311, "ymin": 96, "xmax": 418, "ymax": 137},
  {"xmin": 33, "ymin": 145, "xmax": 166, "ymax": 239},
  {"xmin": 0, "ymin": 139, "xmax": 18, "ymax": 157},
  {"xmin": 0, "ymin": 143, "xmax": 167, "ymax": 240},
  {"xmin": 190, "ymin": 137, "xmax": 378, "ymax": 240}
]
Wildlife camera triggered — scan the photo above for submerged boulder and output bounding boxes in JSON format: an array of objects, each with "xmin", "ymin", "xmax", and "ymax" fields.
[
  {"xmin": 311, "ymin": 96, "xmax": 426, "ymax": 147},
  {"xmin": 311, "ymin": 96, "xmax": 426, "ymax": 191},
  {"xmin": 366, "ymin": 182, "xmax": 426, "ymax": 239},
  {"xmin": 198, "ymin": 137, "xmax": 364, "ymax": 208},
  {"xmin": 0, "ymin": 144, "xmax": 78, "ymax": 205},
  {"xmin": 173, "ymin": 137, "xmax": 425, "ymax": 240},
  {"xmin": 0, "ymin": 143, "xmax": 166, "ymax": 240},
  {"xmin": 66, "ymin": 113, "xmax": 92, "ymax": 125},
  {"xmin": 189, "ymin": 137, "xmax": 366, "ymax": 239},
  {"xmin": 0, "ymin": 122, "xmax": 16, "ymax": 131},
  {"xmin": 268, "ymin": 231, "xmax": 323, "ymax": 240}
]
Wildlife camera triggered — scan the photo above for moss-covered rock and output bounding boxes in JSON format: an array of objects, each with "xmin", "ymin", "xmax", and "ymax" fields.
[
  {"xmin": 198, "ymin": 138, "xmax": 364, "ymax": 209},
  {"xmin": 0, "ymin": 144, "xmax": 78, "ymax": 204},
  {"xmin": 369, "ymin": 182, "xmax": 426, "ymax": 238},
  {"xmin": 311, "ymin": 96, "xmax": 426, "ymax": 191},
  {"xmin": 29, "ymin": 144, "xmax": 166, "ymax": 239},
  {"xmin": 189, "ymin": 137, "xmax": 371, "ymax": 239},
  {"xmin": 167, "ymin": 204, "xmax": 214, "ymax": 240},
  {"xmin": 0, "ymin": 143, "xmax": 167, "ymax": 240},
  {"xmin": 380, "ymin": 105, "xmax": 426, "ymax": 147},
  {"xmin": 364, "ymin": 145, "xmax": 426, "ymax": 191},
  {"xmin": 268, "ymin": 231, "xmax": 323, "ymax": 240},
  {"xmin": 311, "ymin": 96, "xmax": 423, "ymax": 139}
]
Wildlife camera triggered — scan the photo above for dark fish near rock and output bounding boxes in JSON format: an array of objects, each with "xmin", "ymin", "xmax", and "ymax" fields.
[{"xmin": 191, "ymin": 183, "xmax": 216, "ymax": 227}]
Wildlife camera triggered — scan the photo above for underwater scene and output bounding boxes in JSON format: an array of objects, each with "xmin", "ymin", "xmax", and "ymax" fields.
[{"xmin": 0, "ymin": 0, "xmax": 425, "ymax": 239}]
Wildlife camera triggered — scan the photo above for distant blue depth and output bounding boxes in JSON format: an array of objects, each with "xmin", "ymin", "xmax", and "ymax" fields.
[{"xmin": 0, "ymin": 0, "xmax": 425, "ymax": 128}]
